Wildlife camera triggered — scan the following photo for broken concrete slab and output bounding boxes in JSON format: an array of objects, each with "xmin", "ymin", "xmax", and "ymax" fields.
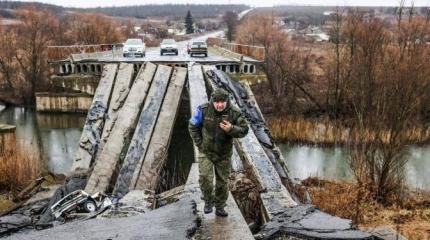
[
  {"xmin": 85, "ymin": 63, "xmax": 157, "ymax": 194},
  {"xmin": 206, "ymin": 69, "xmax": 289, "ymax": 180},
  {"xmin": 186, "ymin": 65, "xmax": 253, "ymax": 239},
  {"xmin": 231, "ymin": 147, "xmax": 244, "ymax": 173},
  {"xmin": 362, "ymin": 226, "xmax": 407, "ymax": 240},
  {"xmin": 184, "ymin": 163, "xmax": 254, "ymax": 240},
  {"xmin": 97, "ymin": 190, "xmax": 154, "ymax": 219},
  {"xmin": 188, "ymin": 63, "xmax": 208, "ymax": 114},
  {"xmin": 203, "ymin": 66, "xmax": 297, "ymax": 220},
  {"xmin": 119, "ymin": 190, "xmax": 154, "ymax": 210},
  {"xmin": 0, "ymin": 214, "xmax": 32, "ymax": 237},
  {"xmin": 24, "ymin": 184, "xmax": 61, "ymax": 206},
  {"xmin": 71, "ymin": 64, "xmax": 118, "ymax": 171},
  {"xmin": 133, "ymin": 67, "xmax": 187, "ymax": 191},
  {"xmin": 113, "ymin": 65, "xmax": 172, "ymax": 197},
  {"xmin": 257, "ymin": 204, "xmax": 374, "ymax": 240},
  {"xmin": 98, "ymin": 63, "xmax": 134, "ymax": 155},
  {"xmin": 9, "ymin": 198, "xmax": 200, "ymax": 240}
]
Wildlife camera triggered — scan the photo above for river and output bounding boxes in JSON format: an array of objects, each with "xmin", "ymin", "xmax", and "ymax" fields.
[
  {"xmin": 278, "ymin": 143, "xmax": 430, "ymax": 191},
  {"xmin": 2, "ymin": 107, "xmax": 428, "ymax": 191},
  {"xmin": 0, "ymin": 107, "xmax": 85, "ymax": 175}
]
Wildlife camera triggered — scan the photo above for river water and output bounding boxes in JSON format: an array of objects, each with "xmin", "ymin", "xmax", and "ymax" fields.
[
  {"xmin": 2, "ymin": 107, "xmax": 428, "ymax": 191},
  {"xmin": 0, "ymin": 107, "xmax": 85, "ymax": 175},
  {"xmin": 278, "ymin": 143, "xmax": 430, "ymax": 191}
]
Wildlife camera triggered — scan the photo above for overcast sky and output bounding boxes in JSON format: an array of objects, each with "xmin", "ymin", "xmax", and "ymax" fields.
[{"xmin": 17, "ymin": 0, "xmax": 430, "ymax": 8}]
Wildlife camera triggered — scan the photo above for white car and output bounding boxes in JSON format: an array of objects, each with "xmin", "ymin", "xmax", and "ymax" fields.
[
  {"xmin": 123, "ymin": 38, "xmax": 145, "ymax": 58},
  {"xmin": 160, "ymin": 39, "xmax": 178, "ymax": 55},
  {"xmin": 50, "ymin": 190, "xmax": 97, "ymax": 219},
  {"xmin": 50, "ymin": 190, "xmax": 112, "ymax": 219}
]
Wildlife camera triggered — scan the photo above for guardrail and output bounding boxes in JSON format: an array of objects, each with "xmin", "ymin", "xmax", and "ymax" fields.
[
  {"xmin": 47, "ymin": 43, "xmax": 123, "ymax": 62},
  {"xmin": 207, "ymin": 38, "xmax": 265, "ymax": 61}
]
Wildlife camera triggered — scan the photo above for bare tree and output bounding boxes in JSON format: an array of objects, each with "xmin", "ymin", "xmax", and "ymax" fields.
[
  {"xmin": 0, "ymin": 25, "xmax": 18, "ymax": 90},
  {"xmin": 223, "ymin": 11, "xmax": 238, "ymax": 42},
  {"xmin": 236, "ymin": 14, "xmax": 320, "ymax": 113},
  {"xmin": 68, "ymin": 13, "xmax": 124, "ymax": 44},
  {"xmin": 341, "ymin": 7, "xmax": 430, "ymax": 203},
  {"xmin": 14, "ymin": 7, "xmax": 58, "ymax": 104}
]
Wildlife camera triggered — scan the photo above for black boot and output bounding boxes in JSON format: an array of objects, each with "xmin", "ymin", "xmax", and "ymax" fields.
[
  {"xmin": 215, "ymin": 207, "xmax": 228, "ymax": 217},
  {"xmin": 204, "ymin": 202, "xmax": 213, "ymax": 214}
]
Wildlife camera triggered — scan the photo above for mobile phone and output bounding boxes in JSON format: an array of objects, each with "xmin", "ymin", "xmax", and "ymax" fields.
[{"xmin": 221, "ymin": 114, "xmax": 228, "ymax": 122}]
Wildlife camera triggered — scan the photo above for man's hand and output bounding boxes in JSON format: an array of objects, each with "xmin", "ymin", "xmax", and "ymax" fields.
[{"xmin": 220, "ymin": 120, "xmax": 232, "ymax": 133}]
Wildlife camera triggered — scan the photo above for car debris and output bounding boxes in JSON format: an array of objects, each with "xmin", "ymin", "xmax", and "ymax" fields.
[{"xmin": 50, "ymin": 190, "xmax": 112, "ymax": 220}]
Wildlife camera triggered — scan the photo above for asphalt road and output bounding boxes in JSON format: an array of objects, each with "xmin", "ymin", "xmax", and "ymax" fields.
[{"xmin": 100, "ymin": 31, "xmax": 230, "ymax": 62}]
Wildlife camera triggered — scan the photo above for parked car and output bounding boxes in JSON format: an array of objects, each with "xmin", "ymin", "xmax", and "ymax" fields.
[
  {"xmin": 189, "ymin": 40, "xmax": 208, "ymax": 57},
  {"xmin": 50, "ymin": 190, "xmax": 103, "ymax": 219},
  {"xmin": 160, "ymin": 39, "xmax": 178, "ymax": 55},
  {"xmin": 123, "ymin": 38, "xmax": 145, "ymax": 58}
]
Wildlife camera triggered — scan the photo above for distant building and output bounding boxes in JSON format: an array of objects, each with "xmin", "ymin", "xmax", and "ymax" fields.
[
  {"xmin": 305, "ymin": 33, "xmax": 330, "ymax": 42},
  {"xmin": 323, "ymin": 11, "xmax": 336, "ymax": 16}
]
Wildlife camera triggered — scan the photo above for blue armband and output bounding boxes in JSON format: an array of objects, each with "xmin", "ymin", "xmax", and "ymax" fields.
[{"xmin": 189, "ymin": 106, "xmax": 203, "ymax": 127}]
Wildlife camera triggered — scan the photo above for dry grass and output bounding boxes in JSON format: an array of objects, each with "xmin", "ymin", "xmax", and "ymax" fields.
[
  {"xmin": 0, "ymin": 142, "xmax": 41, "ymax": 194},
  {"xmin": 0, "ymin": 195, "xmax": 14, "ymax": 213},
  {"xmin": 302, "ymin": 177, "xmax": 430, "ymax": 240},
  {"xmin": 269, "ymin": 116, "xmax": 430, "ymax": 146}
]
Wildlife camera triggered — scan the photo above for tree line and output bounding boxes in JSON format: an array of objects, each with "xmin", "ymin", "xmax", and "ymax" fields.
[
  {"xmin": 71, "ymin": 4, "xmax": 249, "ymax": 19},
  {"xmin": 0, "ymin": 1, "xmax": 249, "ymax": 19},
  {"xmin": 234, "ymin": 6, "xmax": 430, "ymax": 205},
  {"xmin": 0, "ymin": 7, "xmax": 126, "ymax": 104}
]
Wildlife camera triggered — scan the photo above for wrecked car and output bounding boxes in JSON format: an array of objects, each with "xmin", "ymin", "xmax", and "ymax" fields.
[{"xmin": 50, "ymin": 190, "xmax": 109, "ymax": 219}]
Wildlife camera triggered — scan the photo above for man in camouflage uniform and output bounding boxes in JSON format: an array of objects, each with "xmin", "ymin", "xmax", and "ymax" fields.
[{"xmin": 188, "ymin": 88, "xmax": 249, "ymax": 217}]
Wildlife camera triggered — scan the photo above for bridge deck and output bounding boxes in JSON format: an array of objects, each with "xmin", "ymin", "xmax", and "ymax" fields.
[
  {"xmin": 202, "ymin": 65, "xmax": 297, "ymax": 221},
  {"xmin": 185, "ymin": 164, "xmax": 254, "ymax": 240},
  {"xmin": 69, "ymin": 47, "xmax": 261, "ymax": 64},
  {"xmin": 84, "ymin": 63, "xmax": 157, "ymax": 193},
  {"xmin": 185, "ymin": 63, "xmax": 254, "ymax": 240},
  {"xmin": 112, "ymin": 64, "xmax": 172, "ymax": 196},
  {"xmin": 133, "ymin": 67, "xmax": 187, "ymax": 191},
  {"xmin": 98, "ymin": 63, "xmax": 134, "ymax": 157},
  {"xmin": 72, "ymin": 63, "xmax": 117, "ymax": 171}
]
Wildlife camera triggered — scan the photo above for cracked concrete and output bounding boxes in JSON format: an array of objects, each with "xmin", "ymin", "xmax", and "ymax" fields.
[
  {"xmin": 8, "ymin": 198, "xmax": 200, "ymax": 240},
  {"xmin": 258, "ymin": 205, "xmax": 374, "ymax": 239}
]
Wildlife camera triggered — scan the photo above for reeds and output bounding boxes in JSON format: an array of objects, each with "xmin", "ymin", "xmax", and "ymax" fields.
[
  {"xmin": 0, "ymin": 141, "xmax": 41, "ymax": 194},
  {"xmin": 302, "ymin": 177, "xmax": 430, "ymax": 240},
  {"xmin": 269, "ymin": 116, "xmax": 430, "ymax": 146}
]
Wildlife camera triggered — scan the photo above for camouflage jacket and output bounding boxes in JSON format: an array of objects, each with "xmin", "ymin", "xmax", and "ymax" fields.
[{"xmin": 188, "ymin": 100, "xmax": 249, "ymax": 161}]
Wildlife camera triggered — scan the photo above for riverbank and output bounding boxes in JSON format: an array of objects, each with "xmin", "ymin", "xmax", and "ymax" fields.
[
  {"xmin": 301, "ymin": 177, "xmax": 430, "ymax": 239},
  {"xmin": 269, "ymin": 116, "xmax": 430, "ymax": 146}
]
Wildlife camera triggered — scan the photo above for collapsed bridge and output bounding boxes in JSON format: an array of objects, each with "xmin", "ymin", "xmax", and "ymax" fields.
[{"xmin": 3, "ymin": 44, "xmax": 376, "ymax": 240}]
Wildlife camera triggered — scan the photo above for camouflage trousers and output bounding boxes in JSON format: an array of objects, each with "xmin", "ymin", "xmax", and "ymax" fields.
[{"xmin": 198, "ymin": 153, "xmax": 231, "ymax": 208}]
